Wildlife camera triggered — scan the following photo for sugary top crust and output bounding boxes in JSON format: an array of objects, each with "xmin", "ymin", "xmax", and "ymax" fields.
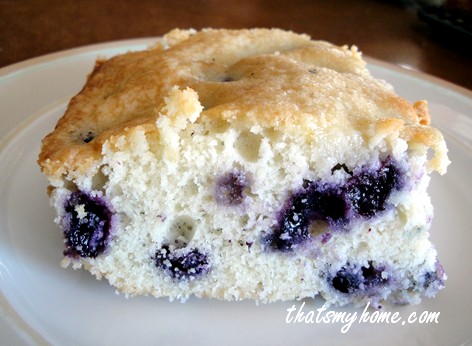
[{"xmin": 38, "ymin": 28, "xmax": 449, "ymax": 178}]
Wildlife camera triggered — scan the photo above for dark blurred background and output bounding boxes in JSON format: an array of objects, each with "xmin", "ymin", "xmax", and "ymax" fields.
[{"xmin": 1, "ymin": 0, "xmax": 471, "ymax": 89}]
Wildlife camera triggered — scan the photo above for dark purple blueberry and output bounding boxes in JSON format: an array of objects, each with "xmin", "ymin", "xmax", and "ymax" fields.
[
  {"xmin": 266, "ymin": 192, "xmax": 312, "ymax": 251},
  {"xmin": 346, "ymin": 161, "xmax": 400, "ymax": 218},
  {"xmin": 312, "ymin": 186, "xmax": 348, "ymax": 226},
  {"xmin": 267, "ymin": 182, "xmax": 348, "ymax": 251},
  {"xmin": 361, "ymin": 263, "xmax": 388, "ymax": 288},
  {"xmin": 330, "ymin": 262, "xmax": 388, "ymax": 294},
  {"xmin": 331, "ymin": 266, "xmax": 363, "ymax": 294},
  {"xmin": 215, "ymin": 170, "xmax": 248, "ymax": 205},
  {"xmin": 63, "ymin": 191, "xmax": 113, "ymax": 258},
  {"xmin": 423, "ymin": 261, "xmax": 446, "ymax": 289},
  {"xmin": 154, "ymin": 245, "xmax": 210, "ymax": 280}
]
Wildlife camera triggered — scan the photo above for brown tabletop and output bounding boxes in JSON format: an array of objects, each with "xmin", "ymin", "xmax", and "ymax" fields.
[{"xmin": 1, "ymin": 0, "xmax": 471, "ymax": 90}]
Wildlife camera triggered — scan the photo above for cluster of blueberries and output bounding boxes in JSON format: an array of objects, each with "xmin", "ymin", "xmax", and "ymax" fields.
[
  {"xmin": 266, "ymin": 158, "xmax": 401, "ymax": 251},
  {"xmin": 61, "ymin": 158, "xmax": 400, "ymax": 290}
]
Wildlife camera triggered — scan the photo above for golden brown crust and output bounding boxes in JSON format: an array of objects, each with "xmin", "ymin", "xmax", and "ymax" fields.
[
  {"xmin": 38, "ymin": 28, "xmax": 449, "ymax": 178},
  {"xmin": 413, "ymin": 100, "xmax": 431, "ymax": 126}
]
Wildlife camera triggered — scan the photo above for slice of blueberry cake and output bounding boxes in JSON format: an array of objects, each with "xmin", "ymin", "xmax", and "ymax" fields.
[{"xmin": 38, "ymin": 28, "xmax": 450, "ymax": 306}]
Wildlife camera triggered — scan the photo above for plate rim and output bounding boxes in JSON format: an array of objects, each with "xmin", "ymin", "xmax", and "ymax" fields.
[
  {"xmin": 1, "ymin": 37, "xmax": 471, "ymax": 100},
  {"xmin": 0, "ymin": 38, "xmax": 157, "ymax": 80}
]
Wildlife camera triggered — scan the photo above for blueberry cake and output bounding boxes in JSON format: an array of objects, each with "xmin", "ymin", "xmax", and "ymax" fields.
[{"xmin": 38, "ymin": 28, "xmax": 450, "ymax": 306}]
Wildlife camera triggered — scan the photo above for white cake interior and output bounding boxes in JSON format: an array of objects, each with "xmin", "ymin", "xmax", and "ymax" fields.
[{"xmin": 50, "ymin": 86, "xmax": 444, "ymax": 306}]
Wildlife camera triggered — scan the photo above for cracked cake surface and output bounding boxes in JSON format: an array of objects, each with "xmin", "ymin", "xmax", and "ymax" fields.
[{"xmin": 38, "ymin": 28, "xmax": 449, "ymax": 306}]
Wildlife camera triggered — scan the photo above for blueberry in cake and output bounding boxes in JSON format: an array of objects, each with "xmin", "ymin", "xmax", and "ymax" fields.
[{"xmin": 38, "ymin": 28, "xmax": 450, "ymax": 306}]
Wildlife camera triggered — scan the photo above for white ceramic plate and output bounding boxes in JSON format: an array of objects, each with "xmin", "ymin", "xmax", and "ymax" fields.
[{"xmin": 1, "ymin": 40, "xmax": 471, "ymax": 346}]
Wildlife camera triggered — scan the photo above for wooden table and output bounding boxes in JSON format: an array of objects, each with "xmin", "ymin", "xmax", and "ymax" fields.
[{"xmin": 1, "ymin": 0, "xmax": 471, "ymax": 90}]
